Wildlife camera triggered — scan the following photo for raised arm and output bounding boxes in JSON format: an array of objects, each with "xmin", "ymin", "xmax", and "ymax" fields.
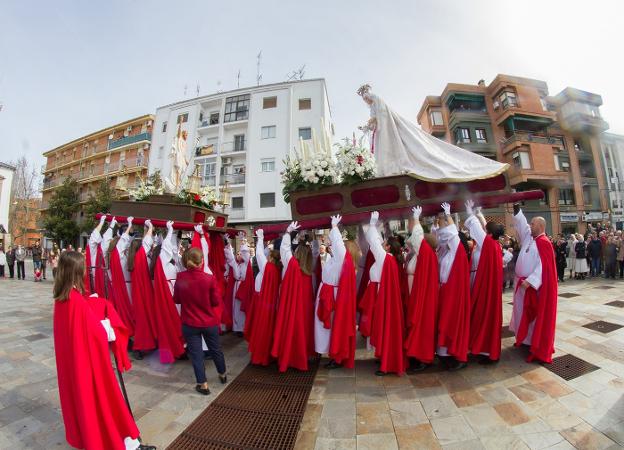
[
  {"xmin": 89, "ymin": 215, "xmax": 106, "ymax": 247},
  {"xmin": 142, "ymin": 220, "xmax": 154, "ymax": 253},
  {"xmin": 255, "ymin": 229, "xmax": 267, "ymax": 274},
  {"xmin": 160, "ymin": 221, "xmax": 176, "ymax": 262},
  {"xmin": 329, "ymin": 215, "xmax": 346, "ymax": 263},
  {"xmin": 194, "ymin": 225, "xmax": 211, "ymax": 273},
  {"xmin": 366, "ymin": 211, "xmax": 386, "ymax": 263},
  {"xmin": 464, "ymin": 200, "xmax": 486, "ymax": 249},
  {"xmin": 408, "ymin": 206, "xmax": 424, "ymax": 255},
  {"xmin": 512, "ymin": 204, "xmax": 531, "ymax": 246},
  {"xmin": 116, "ymin": 217, "xmax": 133, "ymax": 253},
  {"xmin": 281, "ymin": 222, "xmax": 299, "ymax": 268},
  {"xmin": 224, "ymin": 240, "xmax": 240, "ymax": 278}
]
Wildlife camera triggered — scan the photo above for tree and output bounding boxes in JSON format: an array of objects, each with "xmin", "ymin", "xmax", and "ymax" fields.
[
  {"xmin": 42, "ymin": 177, "xmax": 80, "ymax": 246},
  {"xmin": 9, "ymin": 156, "xmax": 40, "ymax": 244},
  {"xmin": 81, "ymin": 180, "xmax": 118, "ymax": 233}
]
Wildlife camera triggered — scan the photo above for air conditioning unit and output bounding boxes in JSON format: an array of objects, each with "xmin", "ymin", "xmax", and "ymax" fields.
[
  {"xmin": 222, "ymin": 157, "xmax": 233, "ymax": 165},
  {"xmin": 562, "ymin": 162, "xmax": 570, "ymax": 168},
  {"xmin": 493, "ymin": 101, "xmax": 500, "ymax": 110},
  {"xmin": 108, "ymin": 133, "xmax": 114, "ymax": 140}
]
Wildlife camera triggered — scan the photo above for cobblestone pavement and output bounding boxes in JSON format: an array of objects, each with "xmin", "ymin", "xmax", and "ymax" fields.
[{"xmin": 0, "ymin": 271, "xmax": 623, "ymax": 449}]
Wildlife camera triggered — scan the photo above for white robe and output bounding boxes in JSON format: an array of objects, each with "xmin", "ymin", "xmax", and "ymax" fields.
[
  {"xmin": 435, "ymin": 224, "xmax": 461, "ymax": 357},
  {"xmin": 364, "ymin": 224, "xmax": 387, "ymax": 351},
  {"xmin": 314, "ymin": 227, "xmax": 346, "ymax": 354},
  {"xmin": 227, "ymin": 243, "xmax": 250, "ymax": 332},
  {"xmin": 367, "ymin": 92, "xmax": 508, "ymax": 181},
  {"xmin": 509, "ymin": 211, "xmax": 543, "ymax": 344},
  {"xmin": 464, "ymin": 214, "xmax": 486, "ymax": 288},
  {"xmin": 405, "ymin": 221, "xmax": 424, "ymax": 292},
  {"xmin": 88, "ymin": 227, "xmax": 103, "ymax": 282},
  {"xmin": 254, "ymin": 237, "xmax": 268, "ymax": 293}
]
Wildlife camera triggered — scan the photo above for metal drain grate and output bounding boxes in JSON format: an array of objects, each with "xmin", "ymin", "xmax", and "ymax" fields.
[
  {"xmin": 543, "ymin": 354, "xmax": 599, "ymax": 381},
  {"xmin": 559, "ymin": 293, "xmax": 581, "ymax": 298},
  {"xmin": 501, "ymin": 326, "xmax": 515, "ymax": 339},
  {"xmin": 583, "ymin": 320, "xmax": 624, "ymax": 334},
  {"xmin": 167, "ymin": 360, "xmax": 319, "ymax": 450},
  {"xmin": 605, "ymin": 300, "xmax": 624, "ymax": 308}
]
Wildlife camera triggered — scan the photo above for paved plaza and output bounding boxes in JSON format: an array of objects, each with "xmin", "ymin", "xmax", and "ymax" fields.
[{"xmin": 0, "ymin": 270, "xmax": 623, "ymax": 449}]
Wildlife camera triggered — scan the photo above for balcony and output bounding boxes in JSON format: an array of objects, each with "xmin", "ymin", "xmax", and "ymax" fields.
[
  {"xmin": 221, "ymin": 141, "xmax": 246, "ymax": 154},
  {"xmin": 220, "ymin": 174, "xmax": 245, "ymax": 186},
  {"xmin": 227, "ymin": 208, "xmax": 245, "ymax": 220},
  {"xmin": 501, "ymin": 132, "xmax": 565, "ymax": 152},
  {"xmin": 108, "ymin": 132, "xmax": 151, "ymax": 150}
]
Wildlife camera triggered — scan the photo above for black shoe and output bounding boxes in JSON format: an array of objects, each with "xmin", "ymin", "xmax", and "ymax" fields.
[
  {"xmin": 325, "ymin": 360, "xmax": 343, "ymax": 370},
  {"xmin": 195, "ymin": 384, "xmax": 211, "ymax": 395},
  {"xmin": 408, "ymin": 361, "xmax": 428, "ymax": 373},
  {"xmin": 219, "ymin": 374, "xmax": 227, "ymax": 384},
  {"xmin": 477, "ymin": 355, "xmax": 498, "ymax": 365},
  {"xmin": 235, "ymin": 331, "xmax": 244, "ymax": 338},
  {"xmin": 178, "ymin": 352, "xmax": 189, "ymax": 360},
  {"xmin": 448, "ymin": 361, "xmax": 467, "ymax": 372},
  {"xmin": 138, "ymin": 445, "xmax": 157, "ymax": 450},
  {"xmin": 374, "ymin": 370, "xmax": 387, "ymax": 377},
  {"xmin": 133, "ymin": 351, "xmax": 144, "ymax": 360}
]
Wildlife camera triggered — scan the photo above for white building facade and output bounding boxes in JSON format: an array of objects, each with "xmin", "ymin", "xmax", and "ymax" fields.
[
  {"xmin": 601, "ymin": 133, "xmax": 624, "ymax": 229},
  {"xmin": 149, "ymin": 79, "xmax": 333, "ymax": 225},
  {"xmin": 0, "ymin": 161, "xmax": 16, "ymax": 247}
]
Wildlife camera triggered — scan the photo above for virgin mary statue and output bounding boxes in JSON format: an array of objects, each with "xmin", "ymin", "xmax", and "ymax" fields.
[{"xmin": 358, "ymin": 84, "xmax": 508, "ymax": 181}]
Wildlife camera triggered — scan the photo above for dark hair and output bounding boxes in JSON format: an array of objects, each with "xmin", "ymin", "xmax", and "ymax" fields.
[
  {"xmin": 106, "ymin": 236, "xmax": 120, "ymax": 269},
  {"xmin": 269, "ymin": 249, "xmax": 283, "ymax": 273},
  {"xmin": 294, "ymin": 244, "xmax": 313, "ymax": 276},
  {"xmin": 458, "ymin": 231, "xmax": 471, "ymax": 261},
  {"xmin": 386, "ymin": 236, "xmax": 405, "ymax": 265},
  {"xmin": 150, "ymin": 244, "xmax": 162, "ymax": 279},
  {"xmin": 182, "ymin": 247, "xmax": 203, "ymax": 269},
  {"xmin": 127, "ymin": 239, "xmax": 142, "ymax": 272},
  {"xmin": 53, "ymin": 251, "xmax": 85, "ymax": 301},
  {"xmin": 486, "ymin": 222, "xmax": 505, "ymax": 241}
]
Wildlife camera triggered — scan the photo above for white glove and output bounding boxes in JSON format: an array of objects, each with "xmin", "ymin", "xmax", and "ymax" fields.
[
  {"xmin": 441, "ymin": 202, "xmax": 451, "ymax": 216},
  {"xmin": 144, "ymin": 219, "xmax": 152, "ymax": 228},
  {"xmin": 255, "ymin": 228, "xmax": 264, "ymax": 239},
  {"xmin": 465, "ymin": 199, "xmax": 474, "ymax": 216},
  {"xmin": 194, "ymin": 224, "xmax": 203, "ymax": 233},
  {"xmin": 475, "ymin": 206, "xmax": 483, "ymax": 217},
  {"xmin": 166, "ymin": 220, "xmax": 174, "ymax": 230},
  {"xmin": 287, "ymin": 221, "xmax": 300, "ymax": 233},
  {"xmin": 127, "ymin": 216, "xmax": 134, "ymax": 225},
  {"xmin": 100, "ymin": 319, "xmax": 116, "ymax": 342},
  {"xmin": 110, "ymin": 216, "xmax": 117, "ymax": 228},
  {"xmin": 412, "ymin": 206, "xmax": 422, "ymax": 220},
  {"xmin": 331, "ymin": 215, "xmax": 342, "ymax": 227},
  {"xmin": 370, "ymin": 211, "xmax": 379, "ymax": 226},
  {"xmin": 99, "ymin": 214, "xmax": 107, "ymax": 225}
]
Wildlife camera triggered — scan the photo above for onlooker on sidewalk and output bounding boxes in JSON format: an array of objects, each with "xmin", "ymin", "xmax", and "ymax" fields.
[
  {"xmin": 587, "ymin": 233, "xmax": 602, "ymax": 277},
  {"xmin": 604, "ymin": 236, "xmax": 618, "ymax": 279},
  {"xmin": 41, "ymin": 247, "xmax": 48, "ymax": 280},
  {"xmin": 555, "ymin": 235, "xmax": 568, "ymax": 282},
  {"xmin": 32, "ymin": 240, "xmax": 43, "ymax": 271},
  {"xmin": 0, "ymin": 246, "xmax": 6, "ymax": 277},
  {"xmin": 617, "ymin": 233, "xmax": 624, "ymax": 279},
  {"xmin": 15, "ymin": 245, "xmax": 26, "ymax": 280},
  {"xmin": 574, "ymin": 235, "xmax": 589, "ymax": 280},
  {"xmin": 6, "ymin": 246, "xmax": 16, "ymax": 278}
]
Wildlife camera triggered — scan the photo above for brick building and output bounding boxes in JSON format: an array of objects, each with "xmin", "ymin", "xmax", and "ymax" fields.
[
  {"xmin": 417, "ymin": 75, "xmax": 609, "ymax": 235},
  {"xmin": 41, "ymin": 115, "xmax": 153, "ymax": 246}
]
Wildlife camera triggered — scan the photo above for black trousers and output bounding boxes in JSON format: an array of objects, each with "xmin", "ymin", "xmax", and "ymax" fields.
[
  {"xmin": 0, "ymin": 265, "xmax": 4, "ymax": 277},
  {"xmin": 16, "ymin": 262, "xmax": 25, "ymax": 279},
  {"xmin": 619, "ymin": 260, "xmax": 624, "ymax": 278},
  {"xmin": 182, "ymin": 324, "xmax": 226, "ymax": 384},
  {"xmin": 8, "ymin": 263, "xmax": 14, "ymax": 278}
]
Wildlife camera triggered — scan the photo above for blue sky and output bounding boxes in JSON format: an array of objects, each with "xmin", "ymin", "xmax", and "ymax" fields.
[{"xmin": 1, "ymin": 0, "xmax": 623, "ymax": 169}]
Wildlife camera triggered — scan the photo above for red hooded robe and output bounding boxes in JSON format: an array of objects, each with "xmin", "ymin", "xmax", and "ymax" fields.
[
  {"xmin": 54, "ymin": 289, "xmax": 139, "ymax": 450},
  {"xmin": 470, "ymin": 235, "xmax": 503, "ymax": 361},
  {"xmin": 236, "ymin": 261, "xmax": 254, "ymax": 313},
  {"xmin": 328, "ymin": 253, "xmax": 357, "ymax": 369},
  {"xmin": 247, "ymin": 262, "xmax": 281, "ymax": 365},
  {"xmin": 109, "ymin": 247, "xmax": 135, "ymax": 336},
  {"xmin": 404, "ymin": 241, "xmax": 439, "ymax": 364},
  {"xmin": 130, "ymin": 246, "xmax": 157, "ymax": 351}
]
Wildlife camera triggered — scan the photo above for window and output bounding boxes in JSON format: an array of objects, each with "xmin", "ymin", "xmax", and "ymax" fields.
[
  {"xmin": 299, "ymin": 98, "xmax": 311, "ymax": 110},
  {"xmin": 499, "ymin": 91, "xmax": 518, "ymax": 109},
  {"xmin": 475, "ymin": 128, "xmax": 487, "ymax": 144},
  {"xmin": 553, "ymin": 152, "xmax": 570, "ymax": 172},
  {"xmin": 455, "ymin": 127, "xmax": 471, "ymax": 144},
  {"xmin": 261, "ymin": 125, "xmax": 276, "ymax": 139},
  {"xmin": 137, "ymin": 149, "xmax": 144, "ymax": 166},
  {"xmin": 261, "ymin": 158, "xmax": 275, "ymax": 172},
  {"xmin": 234, "ymin": 134, "xmax": 245, "ymax": 151},
  {"xmin": 209, "ymin": 112, "xmax": 219, "ymax": 125},
  {"xmin": 263, "ymin": 96, "xmax": 277, "ymax": 109},
  {"xmin": 512, "ymin": 151, "xmax": 531, "ymax": 169},
  {"xmin": 559, "ymin": 188, "xmax": 575, "ymax": 205},
  {"xmin": 260, "ymin": 192, "xmax": 275, "ymax": 208},
  {"xmin": 539, "ymin": 97, "xmax": 549, "ymax": 111},
  {"xmin": 200, "ymin": 161, "xmax": 217, "ymax": 186},
  {"xmin": 430, "ymin": 110, "xmax": 443, "ymax": 126},
  {"xmin": 298, "ymin": 127, "xmax": 312, "ymax": 140},
  {"xmin": 158, "ymin": 146, "xmax": 164, "ymax": 159},
  {"xmin": 224, "ymin": 94, "xmax": 250, "ymax": 122},
  {"xmin": 231, "ymin": 197, "xmax": 244, "ymax": 209},
  {"xmin": 177, "ymin": 113, "xmax": 188, "ymax": 124}
]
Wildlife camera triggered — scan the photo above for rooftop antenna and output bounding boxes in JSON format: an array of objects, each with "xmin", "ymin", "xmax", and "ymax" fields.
[
  {"xmin": 256, "ymin": 51, "xmax": 262, "ymax": 86},
  {"xmin": 196, "ymin": 83, "xmax": 200, "ymax": 97},
  {"xmin": 286, "ymin": 64, "xmax": 306, "ymax": 81},
  {"xmin": 216, "ymin": 80, "xmax": 222, "ymax": 93},
  {"xmin": 183, "ymin": 84, "xmax": 188, "ymax": 97},
  {"xmin": 237, "ymin": 69, "xmax": 241, "ymax": 88}
]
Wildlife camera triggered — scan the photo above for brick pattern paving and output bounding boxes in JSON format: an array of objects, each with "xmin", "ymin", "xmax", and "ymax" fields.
[{"xmin": 0, "ymin": 270, "xmax": 623, "ymax": 449}]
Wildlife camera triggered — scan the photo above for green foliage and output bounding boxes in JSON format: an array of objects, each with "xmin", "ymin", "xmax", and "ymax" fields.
[
  {"xmin": 43, "ymin": 177, "xmax": 80, "ymax": 246},
  {"xmin": 81, "ymin": 180, "xmax": 118, "ymax": 233}
]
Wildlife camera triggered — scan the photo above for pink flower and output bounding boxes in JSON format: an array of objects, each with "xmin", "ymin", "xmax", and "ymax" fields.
[{"xmin": 356, "ymin": 155, "xmax": 364, "ymax": 165}]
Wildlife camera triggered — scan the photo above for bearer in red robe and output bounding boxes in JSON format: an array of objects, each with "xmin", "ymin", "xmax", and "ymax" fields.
[
  {"xmin": 464, "ymin": 200, "xmax": 504, "ymax": 364},
  {"xmin": 108, "ymin": 217, "xmax": 135, "ymax": 336},
  {"xmin": 434, "ymin": 202, "xmax": 471, "ymax": 371},
  {"xmin": 359, "ymin": 211, "xmax": 407, "ymax": 376},
  {"xmin": 53, "ymin": 250, "xmax": 155, "ymax": 450},
  {"xmin": 271, "ymin": 222, "xmax": 315, "ymax": 372},
  {"xmin": 404, "ymin": 206, "xmax": 439, "ymax": 372},
  {"xmin": 85, "ymin": 214, "xmax": 108, "ymax": 298},
  {"xmin": 510, "ymin": 205, "xmax": 558, "ymax": 363}
]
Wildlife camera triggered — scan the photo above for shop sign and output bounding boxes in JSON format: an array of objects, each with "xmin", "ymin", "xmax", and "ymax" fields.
[
  {"xmin": 583, "ymin": 212, "xmax": 603, "ymax": 221},
  {"xmin": 560, "ymin": 213, "xmax": 579, "ymax": 223}
]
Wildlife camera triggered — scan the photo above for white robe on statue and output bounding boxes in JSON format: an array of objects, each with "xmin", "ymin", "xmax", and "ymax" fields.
[
  {"xmin": 509, "ymin": 210, "xmax": 542, "ymax": 344},
  {"xmin": 366, "ymin": 92, "xmax": 508, "ymax": 181},
  {"xmin": 314, "ymin": 226, "xmax": 346, "ymax": 354}
]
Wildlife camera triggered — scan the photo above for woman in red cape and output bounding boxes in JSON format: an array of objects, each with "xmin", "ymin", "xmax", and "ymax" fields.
[
  {"xmin": 435, "ymin": 203, "xmax": 471, "ymax": 370},
  {"xmin": 247, "ymin": 228, "xmax": 281, "ymax": 365},
  {"xmin": 359, "ymin": 212, "xmax": 407, "ymax": 376},
  {"xmin": 152, "ymin": 220, "xmax": 186, "ymax": 363},
  {"xmin": 404, "ymin": 206, "xmax": 439, "ymax": 370},
  {"xmin": 464, "ymin": 201, "xmax": 504, "ymax": 363},
  {"xmin": 53, "ymin": 251, "xmax": 154, "ymax": 450},
  {"xmin": 128, "ymin": 220, "xmax": 158, "ymax": 354},
  {"xmin": 271, "ymin": 222, "xmax": 315, "ymax": 372},
  {"xmin": 514, "ymin": 219, "xmax": 558, "ymax": 364},
  {"xmin": 107, "ymin": 220, "xmax": 135, "ymax": 336}
]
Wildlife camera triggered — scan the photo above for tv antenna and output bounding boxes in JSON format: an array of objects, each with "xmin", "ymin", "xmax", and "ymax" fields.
[
  {"xmin": 256, "ymin": 51, "xmax": 263, "ymax": 86},
  {"xmin": 237, "ymin": 69, "xmax": 241, "ymax": 88},
  {"xmin": 216, "ymin": 80, "xmax": 222, "ymax": 93},
  {"xmin": 183, "ymin": 84, "xmax": 188, "ymax": 97},
  {"xmin": 286, "ymin": 64, "xmax": 306, "ymax": 81},
  {"xmin": 196, "ymin": 83, "xmax": 200, "ymax": 97}
]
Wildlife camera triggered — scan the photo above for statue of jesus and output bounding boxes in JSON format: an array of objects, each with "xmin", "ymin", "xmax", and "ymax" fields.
[{"xmin": 167, "ymin": 126, "xmax": 189, "ymax": 193}]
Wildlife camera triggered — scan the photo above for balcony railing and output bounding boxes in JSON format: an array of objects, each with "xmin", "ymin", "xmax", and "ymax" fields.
[
  {"xmin": 501, "ymin": 132, "xmax": 564, "ymax": 150},
  {"xmin": 221, "ymin": 141, "xmax": 246, "ymax": 153},
  {"xmin": 108, "ymin": 132, "xmax": 151, "ymax": 150},
  {"xmin": 220, "ymin": 174, "xmax": 246, "ymax": 185}
]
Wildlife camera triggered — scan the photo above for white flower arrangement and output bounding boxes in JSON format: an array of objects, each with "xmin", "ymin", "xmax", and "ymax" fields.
[
  {"xmin": 128, "ymin": 177, "xmax": 164, "ymax": 201},
  {"xmin": 335, "ymin": 137, "xmax": 376, "ymax": 185}
]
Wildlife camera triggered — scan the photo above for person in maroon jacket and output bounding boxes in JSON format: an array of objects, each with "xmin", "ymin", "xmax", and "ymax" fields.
[{"xmin": 174, "ymin": 247, "xmax": 227, "ymax": 395}]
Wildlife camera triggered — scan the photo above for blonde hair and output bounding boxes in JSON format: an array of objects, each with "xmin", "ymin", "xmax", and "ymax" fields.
[
  {"xmin": 182, "ymin": 247, "xmax": 203, "ymax": 269},
  {"xmin": 295, "ymin": 244, "xmax": 313, "ymax": 276},
  {"xmin": 344, "ymin": 240, "xmax": 362, "ymax": 266}
]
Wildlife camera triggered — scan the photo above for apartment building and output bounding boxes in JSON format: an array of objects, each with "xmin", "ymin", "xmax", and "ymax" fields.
[
  {"xmin": 41, "ymin": 115, "xmax": 153, "ymax": 244},
  {"xmin": 0, "ymin": 161, "xmax": 16, "ymax": 248},
  {"xmin": 417, "ymin": 75, "xmax": 609, "ymax": 235},
  {"xmin": 600, "ymin": 133, "xmax": 624, "ymax": 230},
  {"xmin": 149, "ymin": 79, "xmax": 333, "ymax": 228}
]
